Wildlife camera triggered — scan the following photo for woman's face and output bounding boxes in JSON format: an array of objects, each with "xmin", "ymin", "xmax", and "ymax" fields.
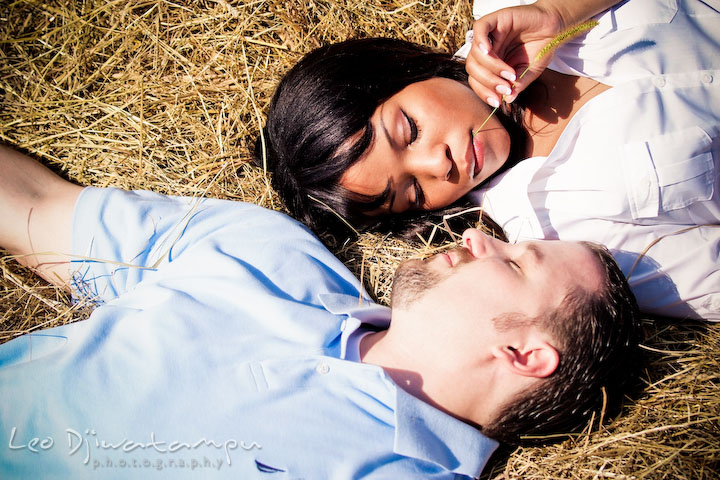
[{"xmin": 339, "ymin": 77, "xmax": 511, "ymax": 214}]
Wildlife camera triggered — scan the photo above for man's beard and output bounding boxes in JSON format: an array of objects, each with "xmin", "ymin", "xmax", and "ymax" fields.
[{"xmin": 391, "ymin": 260, "xmax": 444, "ymax": 309}]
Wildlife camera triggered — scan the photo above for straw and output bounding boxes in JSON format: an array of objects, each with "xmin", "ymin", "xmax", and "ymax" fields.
[{"xmin": 1, "ymin": 2, "xmax": 718, "ymax": 477}]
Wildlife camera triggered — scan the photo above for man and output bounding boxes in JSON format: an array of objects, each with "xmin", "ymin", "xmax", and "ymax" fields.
[{"xmin": 0, "ymin": 146, "xmax": 640, "ymax": 478}]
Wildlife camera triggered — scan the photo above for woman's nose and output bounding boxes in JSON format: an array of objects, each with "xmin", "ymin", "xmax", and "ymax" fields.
[
  {"xmin": 461, "ymin": 228, "xmax": 502, "ymax": 258},
  {"xmin": 409, "ymin": 144, "xmax": 453, "ymax": 181}
]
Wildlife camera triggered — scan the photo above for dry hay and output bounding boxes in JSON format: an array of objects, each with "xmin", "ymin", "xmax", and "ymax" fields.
[{"xmin": 0, "ymin": 1, "xmax": 718, "ymax": 478}]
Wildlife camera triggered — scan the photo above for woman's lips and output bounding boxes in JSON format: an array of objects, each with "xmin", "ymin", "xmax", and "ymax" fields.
[{"xmin": 468, "ymin": 132, "xmax": 485, "ymax": 181}]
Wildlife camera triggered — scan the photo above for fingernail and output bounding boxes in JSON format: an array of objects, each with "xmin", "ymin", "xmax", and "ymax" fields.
[
  {"xmin": 486, "ymin": 97, "xmax": 500, "ymax": 108},
  {"xmin": 480, "ymin": 45, "xmax": 489, "ymax": 55},
  {"xmin": 495, "ymin": 85, "xmax": 512, "ymax": 96},
  {"xmin": 505, "ymin": 94, "xmax": 516, "ymax": 104},
  {"xmin": 500, "ymin": 70, "xmax": 516, "ymax": 82}
]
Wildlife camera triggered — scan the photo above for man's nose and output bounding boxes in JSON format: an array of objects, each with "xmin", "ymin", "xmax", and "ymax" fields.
[
  {"xmin": 461, "ymin": 228, "xmax": 502, "ymax": 258},
  {"xmin": 409, "ymin": 144, "xmax": 453, "ymax": 181}
]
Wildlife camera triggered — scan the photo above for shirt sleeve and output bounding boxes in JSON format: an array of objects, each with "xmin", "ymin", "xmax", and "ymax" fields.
[
  {"xmin": 70, "ymin": 187, "xmax": 366, "ymax": 306},
  {"xmin": 70, "ymin": 187, "xmax": 210, "ymax": 302}
]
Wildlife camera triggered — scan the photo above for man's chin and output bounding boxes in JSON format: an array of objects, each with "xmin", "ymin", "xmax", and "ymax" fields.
[{"xmin": 390, "ymin": 259, "xmax": 440, "ymax": 309}]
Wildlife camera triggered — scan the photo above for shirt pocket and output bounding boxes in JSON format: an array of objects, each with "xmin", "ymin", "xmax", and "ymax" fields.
[
  {"xmin": 623, "ymin": 126, "xmax": 715, "ymax": 219},
  {"xmin": 235, "ymin": 360, "xmax": 270, "ymax": 392}
]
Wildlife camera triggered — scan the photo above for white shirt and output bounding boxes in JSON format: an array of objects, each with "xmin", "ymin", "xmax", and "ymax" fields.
[{"xmin": 461, "ymin": 0, "xmax": 720, "ymax": 319}]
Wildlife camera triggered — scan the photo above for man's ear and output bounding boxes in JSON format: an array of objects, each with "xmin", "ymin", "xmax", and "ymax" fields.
[{"xmin": 491, "ymin": 341, "xmax": 559, "ymax": 378}]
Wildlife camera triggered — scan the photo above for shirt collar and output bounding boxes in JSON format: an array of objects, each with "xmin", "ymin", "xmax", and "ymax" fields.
[
  {"xmin": 319, "ymin": 293, "xmax": 391, "ymax": 360},
  {"xmin": 318, "ymin": 292, "xmax": 390, "ymax": 326},
  {"xmin": 394, "ymin": 386, "xmax": 498, "ymax": 477},
  {"xmin": 320, "ymin": 292, "xmax": 498, "ymax": 475}
]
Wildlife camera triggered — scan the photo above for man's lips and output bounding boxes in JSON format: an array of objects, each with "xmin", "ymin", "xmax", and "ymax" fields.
[{"xmin": 440, "ymin": 248, "xmax": 473, "ymax": 267}]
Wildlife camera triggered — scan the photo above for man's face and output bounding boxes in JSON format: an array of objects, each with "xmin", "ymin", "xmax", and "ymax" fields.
[{"xmin": 391, "ymin": 229, "xmax": 605, "ymax": 328}]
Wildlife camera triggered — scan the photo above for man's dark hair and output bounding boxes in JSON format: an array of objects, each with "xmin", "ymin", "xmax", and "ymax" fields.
[
  {"xmin": 254, "ymin": 37, "xmax": 526, "ymax": 240},
  {"xmin": 483, "ymin": 242, "xmax": 642, "ymax": 444}
]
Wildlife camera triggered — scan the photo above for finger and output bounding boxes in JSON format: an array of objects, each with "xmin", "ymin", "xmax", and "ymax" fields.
[
  {"xmin": 467, "ymin": 44, "xmax": 516, "ymax": 86},
  {"xmin": 506, "ymin": 55, "xmax": 553, "ymax": 102},
  {"xmin": 506, "ymin": 72, "xmax": 537, "ymax": 103},
  {"xmin": 466, "ymin": 58, "xmax": 512, "ymax": 93},
  {"xmin": 471, "ymin": 16, "xmax": 498, "ymax": 56},
  {"xmin": 474, "ymin": 14, "xmax": 521, "ymax": 62},
  {"xmin": 465, "ymin": 54, "xmax": 514, "ymax": 106},
  {"xmin": 468, "ymin": 76, "xmax": 501, "ymax": 109}
]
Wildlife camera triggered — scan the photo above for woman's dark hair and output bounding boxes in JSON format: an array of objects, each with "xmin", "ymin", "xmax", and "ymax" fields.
[{"xmin": 254, "ymin": 37, "xmax": 527, "ymax": 242}]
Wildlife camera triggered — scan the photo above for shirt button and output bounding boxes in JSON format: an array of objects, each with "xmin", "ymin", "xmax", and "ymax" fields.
[
  {"xmin": 653, "ymin": 77, "xmax": 666, "ymax": 88},
  {"xmin": 316, "ymin": 363, "xmax": 330, "ymax": 375},
  {"xmin": 701, "ymin": 73, "xmax": 713, "ymax": 84}
]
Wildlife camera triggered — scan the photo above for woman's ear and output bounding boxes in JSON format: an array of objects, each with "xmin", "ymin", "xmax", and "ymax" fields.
[{"xmin": 492, "ymin": 341, "xmax": 559, "ymax": 378}]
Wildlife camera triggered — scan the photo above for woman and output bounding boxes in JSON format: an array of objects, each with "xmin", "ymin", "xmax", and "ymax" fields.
[{"xmin": 256, "ymin": 0, "xmax": 719, "ymax": 320}]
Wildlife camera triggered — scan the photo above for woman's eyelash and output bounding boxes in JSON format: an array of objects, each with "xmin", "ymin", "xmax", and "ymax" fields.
[{"xmin": 401, "ymin": 110, "xmax": 419, "ymax": 144}]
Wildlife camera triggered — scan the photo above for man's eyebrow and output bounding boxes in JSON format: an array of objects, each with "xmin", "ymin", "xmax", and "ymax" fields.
[{"xmin": 526, "ymin": 244, "xmax": 545, "ymax": 264}]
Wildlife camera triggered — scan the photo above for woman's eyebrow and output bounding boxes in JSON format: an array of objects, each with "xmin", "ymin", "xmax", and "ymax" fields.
[{"xmin": 378, "ymin": 104, "xmax": 398, "ymax": 150}]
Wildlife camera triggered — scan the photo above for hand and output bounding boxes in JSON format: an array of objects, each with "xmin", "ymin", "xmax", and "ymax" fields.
[{"xmin": 465, "ymin": 4, "xmax": 564, "ymax": 107}]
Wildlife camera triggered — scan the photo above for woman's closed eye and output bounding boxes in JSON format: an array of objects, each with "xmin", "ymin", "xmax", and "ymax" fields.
[
  {"xmin": 401, "ymin": 109, "xmax": 419, "ymax": 145},
  {"xmin": 411, "ymin": 178, "xmax": 425, "ymax": 209}
]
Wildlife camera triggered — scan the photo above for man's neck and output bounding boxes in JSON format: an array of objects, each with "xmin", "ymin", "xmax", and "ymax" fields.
[
  {"xmin": 359, "ymin": 329, "xmax": 386, "ymax": 363},
  {"xmin": 361, "ymin": 330, "xmax": 449, "ymax": 414},
  {"xmin": 360, "ymin": 329, "xmax": 496, "ymax": 428}
]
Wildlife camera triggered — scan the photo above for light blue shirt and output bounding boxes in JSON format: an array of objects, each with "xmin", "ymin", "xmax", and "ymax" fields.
[{"xmin": 0, "ymin": 187, "xmax": 497, "ymax": 479}]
